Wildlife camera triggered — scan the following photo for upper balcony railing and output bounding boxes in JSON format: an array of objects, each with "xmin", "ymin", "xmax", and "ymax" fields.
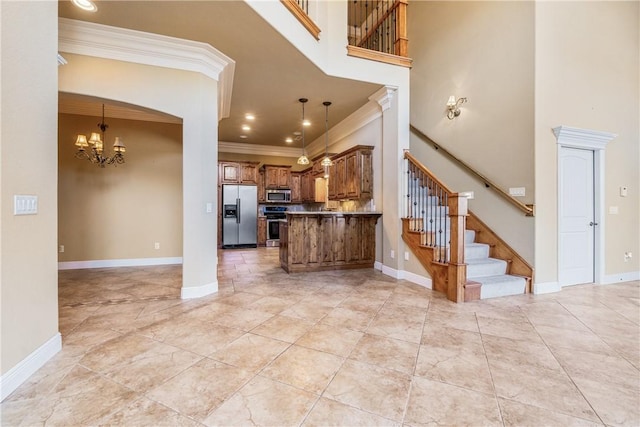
[
  {"xmin": 347, "ymin": 0, "xmax": 411, "ymax": 67},
  {"xmin": 281, "ymin": 0, "xmax": 411, "ymax": 68}
]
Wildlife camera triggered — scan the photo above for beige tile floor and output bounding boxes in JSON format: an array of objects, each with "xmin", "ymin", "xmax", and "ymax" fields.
[{"xmin": 2, "ymin": 248, "xmax": 639, "ymax": 426}]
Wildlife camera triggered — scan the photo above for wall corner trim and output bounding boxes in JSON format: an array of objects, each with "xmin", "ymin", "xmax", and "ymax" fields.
[
  {"xmin": 0, "ymin": 333, "xmax": 62, "ymax": 402},
  {"xmin": 58, "ymin": 17, "xmax": 235, "ymax": 119},
  {"xmin": 181, "ymin": 281, "xmax": 218, "ymax": 299}
]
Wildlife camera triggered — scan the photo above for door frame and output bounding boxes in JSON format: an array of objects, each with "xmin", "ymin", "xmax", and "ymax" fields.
[{"xmin": 553, "ymin": 126, "xmax": 617, "ymax": 286}]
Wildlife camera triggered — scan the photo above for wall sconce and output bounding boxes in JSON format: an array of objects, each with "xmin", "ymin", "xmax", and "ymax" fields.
[{"xmin": 446, "ymin": 95, "xmax": 467, "ymax": 120}]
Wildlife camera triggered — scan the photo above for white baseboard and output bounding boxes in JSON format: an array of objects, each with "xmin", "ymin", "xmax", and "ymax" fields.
[
  {"xmin": 381, "ymin": 264, "xmax": 402, "ymax": 279},
  {"xmin": 601, "ymin": 271, "xmax": 640, "ymax": 285},
  {"xmin": 58, "ymin": 257, "xmax": 183, "ymax": 270},
  {"xmin": 533, "ymin": 281, "xmax": 561, "ymax": 294},
  {"xmin": 1, "ymin": 333, "xmax": 61, "ymax": 402},
  {"xmin": 374, "ymin": 261, "xmax": 383, "ymax": 271},
  {"xmin": 379, "ymin": 264, "xmax": 432, "ymax": 289},
  {"xmin": 403, "ymin": 271, "xmax": 433, "ymax": 289},
  {"xmin": 181, "ymin": 281, "xmax": 218, "ymax": 299}
]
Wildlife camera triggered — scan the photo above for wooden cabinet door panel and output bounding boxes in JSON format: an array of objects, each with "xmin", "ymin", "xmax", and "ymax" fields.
[
  {"xmin": 277, "ymin": 168, "xmax": 290, "ymax": 188},
  {"xmin": 345, "ymin": 152, "xmax": 358, "ymax": 198},
  {"xmin": 265, "ymin": 167, "xmax": 278, "ymax": 188},
  {"xmin": 220, "ymin": 163, "xmax": 239, "ymax": 183},
  {"xmin": 291, "ymin": 173, "xmax": 302, "ymax": 202},
  {"xmin": 240, "ymin": 163, "xmax": 258, "ymax": 184}
]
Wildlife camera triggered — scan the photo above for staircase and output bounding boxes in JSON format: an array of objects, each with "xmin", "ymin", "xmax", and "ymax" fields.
[{"xmin": 402, "ymin": 151, "xmax": 533, "ymax": 302}]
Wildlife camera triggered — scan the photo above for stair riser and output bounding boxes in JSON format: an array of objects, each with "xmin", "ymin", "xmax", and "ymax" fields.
[{"xmin": 467, "ymin": 260, "xmax": 507, "ymax": 277}]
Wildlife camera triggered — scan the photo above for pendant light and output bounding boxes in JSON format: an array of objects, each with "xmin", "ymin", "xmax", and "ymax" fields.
[
  {"xmin": 321, "ymin": 101, "xmax": 332, "ymax": 173},
  {"xmin": 297, "ymin": 98, "xmax": 310, "ymax": 165}
]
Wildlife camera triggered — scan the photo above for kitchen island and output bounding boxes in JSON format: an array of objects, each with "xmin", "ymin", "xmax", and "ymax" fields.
[{"xmin": 279, "ymin": 211, "xmax": 382, "ymax": 273}]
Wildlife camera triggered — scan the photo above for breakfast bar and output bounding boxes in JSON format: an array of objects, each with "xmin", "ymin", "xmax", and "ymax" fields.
[{"xmin": 279, "ymin": 211, "xmax": 382, "ymax": 273}]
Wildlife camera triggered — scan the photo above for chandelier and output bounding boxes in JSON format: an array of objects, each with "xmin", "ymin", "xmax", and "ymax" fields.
[
  {"xmin": 321, "ymin": 101, "xmax": 333, "ymax": 176},
  {"xmin": 297, "ymin": 98, "xmax": 310, "ymax": 165},
  {"xmin": 74, "ymin": 104, "xmax": 126, "ymax": 167}
]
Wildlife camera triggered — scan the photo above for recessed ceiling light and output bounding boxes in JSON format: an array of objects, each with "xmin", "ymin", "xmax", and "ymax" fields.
[
  {"xmin": 241, "ymin": 125, "xmax": 251, "ymax": 131},
  {"xmin": 240, "ymin": 135, "xmax": 248, "ymax": 139},
  {"xmin": 285, "ymin": 137, "xmax": 293, "ymax": 143},
  {"xmin": 303, "ymin": 120, "xmax": 311, "ymax": 127},
  {"xmin": 245, "ymin": 114, "xmax": 255, "ymax": 121},
  {"xmin": 71, "ymin": 0, "xmax": 97, "ymax": 12}
]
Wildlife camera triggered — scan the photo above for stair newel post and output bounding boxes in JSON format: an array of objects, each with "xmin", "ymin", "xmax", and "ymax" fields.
[{"xmin": 447, "ymin": 193, "xmax": 468, "ymax": 303}]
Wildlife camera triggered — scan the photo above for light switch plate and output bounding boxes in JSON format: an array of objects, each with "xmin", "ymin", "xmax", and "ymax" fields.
[
  {"xmin": 620, "ymin": 186, "xmax": 628, "ymax": 197},
  {"xmin": 509, "ymin": 187, "xmax": 526, "ymax": 197},
  {"xmin": 14, "ymin": 195, "xmax": 38, "ymax": 215}
]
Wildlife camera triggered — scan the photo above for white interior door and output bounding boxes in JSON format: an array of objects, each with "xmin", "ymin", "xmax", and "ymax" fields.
[{"xmin": 558, "ymin": 147, "xmax": 595, "ymax": 286}]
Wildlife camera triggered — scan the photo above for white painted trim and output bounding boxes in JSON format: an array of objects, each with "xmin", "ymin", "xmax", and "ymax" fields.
[
  {"xmin": 369, "ymin": 86, "xmax": 397, "ymax": 112},
  {"xmin": 181, "ymin": 281, "xmax": 218, "ymax": 299},
  {"xmin": 58, "ymin": 257, "xmax": 182, "ymax": 270},
  {"xmin": 58, "ymin": 18, "xmax": 235, "ymax": 119},
  {"xmin": 533, "ymin": 281, "xmax": 562, "ymax": 295},
  {"xmin": 553, "ymin": 126, "xmax": 617, "ymax": 151},
  {"xmin": 218, "ymin": 141, "xmax": 302, "ymax": 158},
  {"xmin": 381, "ymin": 264, "xmax": 402, "ymax": 280},
  {"xmin": 555, "ymin": 125, "xmax": 616, "ymax": 287},
  {"xmin": 306, "ymin": 97, "xmax": 382, "ymax": 157},
  {"xmin": 1, "ymin": 333, "xmax": 62, "ymax": 402},
  {"xmin": 374, "ymin": 261, "xmax": 383, "ymax": 271},
  {"xmin": 403, "ymin": 271, "xmax": 433, "ymax": 289},
  {"xmin": 601, "ymin": 271, "xmax": 640, "ymax": 285}
]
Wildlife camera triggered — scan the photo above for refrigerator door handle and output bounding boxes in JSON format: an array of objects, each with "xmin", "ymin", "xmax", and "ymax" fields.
[{"xmin": 236, "ymin": 198, "xmax": 241, "ymax": 224}]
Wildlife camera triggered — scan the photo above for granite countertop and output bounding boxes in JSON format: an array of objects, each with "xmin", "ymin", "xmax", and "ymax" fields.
[{"xmin": 285, "ymin": 211, "xmax": 382, "ymax": 215}]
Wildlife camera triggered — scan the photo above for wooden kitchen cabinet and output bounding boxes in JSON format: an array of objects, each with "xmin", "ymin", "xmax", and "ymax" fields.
[
  {"xmin": 218, "ymin": 161, "xmax": 259, "ymax": 184},
  {"xmin": 257, "ymin": 217, "xmax": 267, "ymax": 246},
  {"xmin": 291, "ymin": 172, "xmax": 302, "ymax": 203},
  {"xmin": 328, "ymin": 145, "xmax": 373, "ymax": 201},
  {"xmin": 263, "ymin": 165, "xmax": 291, "ymax": 189},
  {"xmin": 258, "ymin": 170, "xmax": 265, "ymax": 202},
  {"xmin": 280, "ymin": 212, "xmax": 382, "ymax": 273}
]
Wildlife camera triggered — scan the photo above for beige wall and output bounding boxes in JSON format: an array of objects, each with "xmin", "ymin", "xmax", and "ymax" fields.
[
  {"xmin": 535, "ymin": 1, "xmax": 640, "ymax": 283},
  {"xmin": 1, "ymin": 1, "xmax": 59, "ymax": 375},
  {"xmin": 58, "ymin": 114, "xmax": 183, "ymax": 262},
  {"xmin": 59, "ymin": 53, "xmax": 219, "ymax": 294},
  {"xmin": 408, "ymin": 1, "xmax": 536, "ymax": 266}
]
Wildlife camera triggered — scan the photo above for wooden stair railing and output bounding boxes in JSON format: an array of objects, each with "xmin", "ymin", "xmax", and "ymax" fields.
[
  {"xmin": 347, "ymin": 0, "xmax": 412, "ymax": 68},
  {"xmin": 404, "ymin": 151, "xmax": 468, "ymax": 302},
  {"xmin": 403, "ymin": 150, "xmax": 534, "ymax": 302}
]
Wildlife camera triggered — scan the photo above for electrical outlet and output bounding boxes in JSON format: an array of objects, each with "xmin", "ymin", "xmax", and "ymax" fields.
[
  {"xmin": 59, "ymin": 245, "xmax": 65, "ymax": 253},
  {"xmin": 154, "ymin": 242, "xmax": 160, "ymax": 250},
  {"xmin": 404, "ymin": 251, "xmax": 410, "ymax": 261},
  {"xmin": 390, "ymin": 250, "xmax": 395, "ymax": 259},
  {"xmin": 206, "ymin": 202, "xmax": 213, "ymax": 213}
]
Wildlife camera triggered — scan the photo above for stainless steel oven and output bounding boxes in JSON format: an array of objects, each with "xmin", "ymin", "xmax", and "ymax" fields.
[{"xmin": 264, "ymin": 206, "xmax": 287, "ymax": 246}]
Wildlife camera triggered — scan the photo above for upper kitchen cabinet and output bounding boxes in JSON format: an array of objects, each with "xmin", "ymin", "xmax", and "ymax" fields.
[
  {"xmin": 218, "ymin": 161, "xmax": 259, "ymax": 185},
  {"xmin": 263, "ymin": 165, "xmax": 291, "ymax": 189},
  {"xmin": 291, "ymin": 172, "xmax": 302, "ymax": 203},
  {"xmin": 328, "ymin": 145, "xmax": 373, "ymax": 201}
]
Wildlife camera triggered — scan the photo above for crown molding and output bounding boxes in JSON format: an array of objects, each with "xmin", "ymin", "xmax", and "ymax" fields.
[
  {"xmin": 553, "ymin": 125, "xmax": 617, "ymax": 151},
  {"xmin": 58, "ymin": 18, "xmax": 235, "ymax": 120},
  {"xmin": 306, "ymin": 95, "xmax": 383, "ymax": 157},
  {"xmin": 369, "ymin": 85, "xmax": 397, "ymax": 112},
  {"xmin": 218, "ymin": 141, "xmax": 302, "ymax": 158}
]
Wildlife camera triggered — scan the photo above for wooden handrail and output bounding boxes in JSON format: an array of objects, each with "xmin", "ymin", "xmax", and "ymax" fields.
[
  {"xmin": 281, "ymin": 0, "xmax": 321, "ymax": 40},
  {"xmin": 404, "ymin": 151, "xmax": 453, "ymax": 194},
  {"xmin": 410, "ymin": 124, "xmax": 534, "ymax": 217}
]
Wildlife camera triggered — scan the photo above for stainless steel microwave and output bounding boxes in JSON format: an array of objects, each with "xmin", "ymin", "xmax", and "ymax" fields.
[{"xmin": 265, "ymin": 189, "xmax": 291, "ymax": 203}]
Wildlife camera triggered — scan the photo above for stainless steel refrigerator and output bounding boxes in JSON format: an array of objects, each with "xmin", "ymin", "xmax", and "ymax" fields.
[{"xmin": 222, "ymin": 185, "xmax": 258, "ymax": 248}]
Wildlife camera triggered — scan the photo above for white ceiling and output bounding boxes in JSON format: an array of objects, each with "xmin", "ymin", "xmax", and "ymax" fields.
[{"xmin": 57, "ymin": 1, "xmax": 382, "ymax": 150}]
